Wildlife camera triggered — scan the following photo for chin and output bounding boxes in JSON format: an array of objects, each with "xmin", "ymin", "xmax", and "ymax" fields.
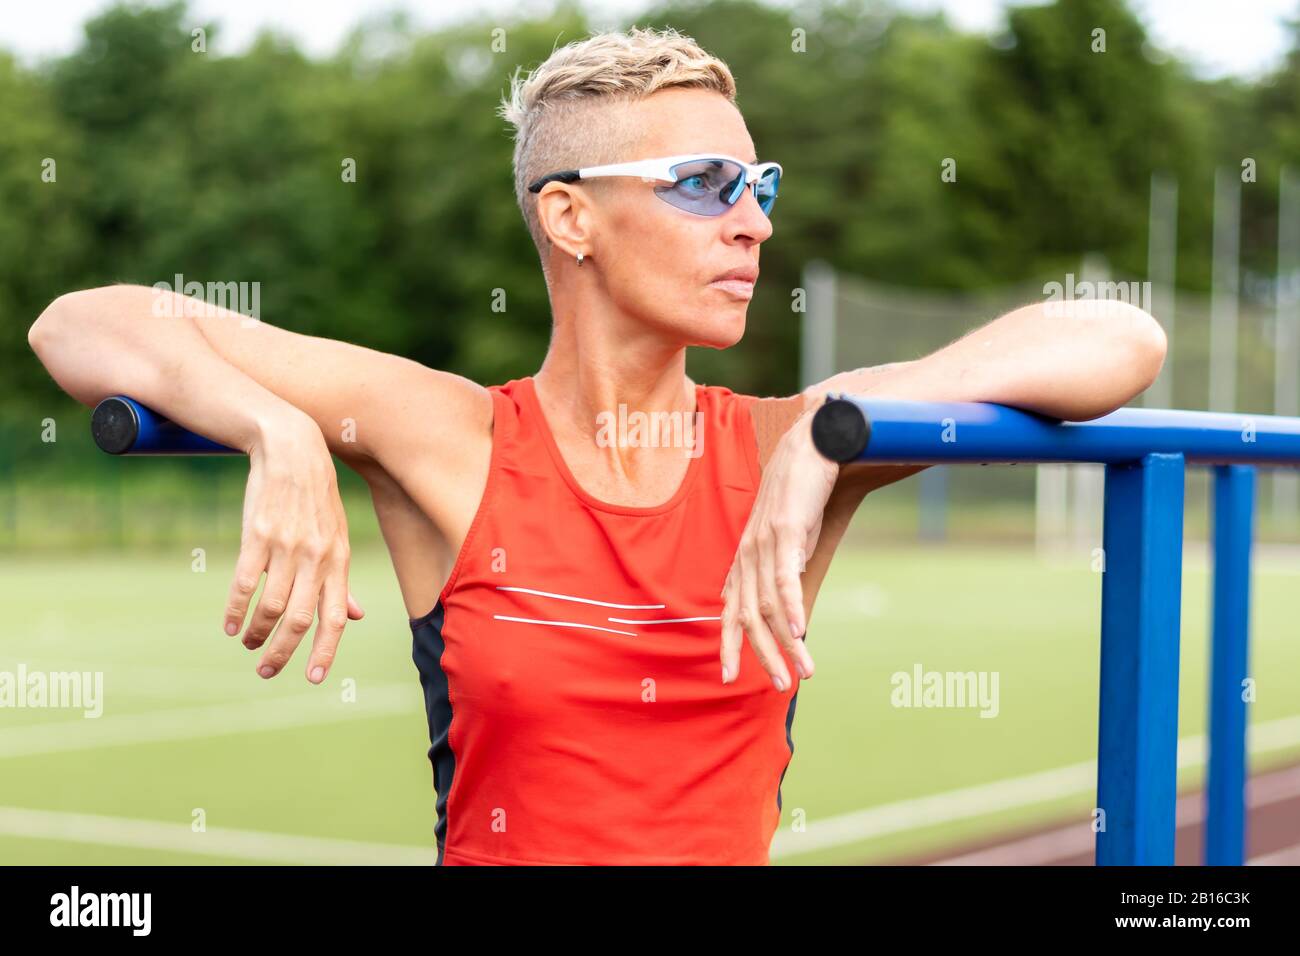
[
  {"xmin": 642, "ymin": 296, "xmax": 748, "ymax": 349},
  {"xmin": 687, "ymin": 309, "xmax": 747, "ymax": 350}
]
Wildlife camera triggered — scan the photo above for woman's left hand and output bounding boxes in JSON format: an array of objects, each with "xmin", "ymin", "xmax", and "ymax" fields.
[{"xmin": 720, "ymin": 409, "xmax": 838, "ymax": 691}]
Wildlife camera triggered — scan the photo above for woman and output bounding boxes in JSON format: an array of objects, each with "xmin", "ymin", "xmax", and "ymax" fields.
[{"xmin": 27, "ymin": 27, "xmax": 1165, "ymax": 865}]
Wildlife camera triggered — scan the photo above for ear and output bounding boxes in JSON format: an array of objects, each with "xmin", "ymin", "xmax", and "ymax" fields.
[{"xmin": 535, "ymin": 183, "xmax": 593, "ymax": 260}]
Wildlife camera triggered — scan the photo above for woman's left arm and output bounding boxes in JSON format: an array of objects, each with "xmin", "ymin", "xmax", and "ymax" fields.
[{"xmin": 720, "ymin": 300, "xmax": 1168, "ymax": 691}]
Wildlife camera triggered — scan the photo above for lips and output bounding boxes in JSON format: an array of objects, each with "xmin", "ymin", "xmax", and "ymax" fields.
[
  {"xmin": 710, "ymin": 280, "xmax": 754, "ymax": 299},
  {"xmin": 710, "ymin": 266, "xmax": 759, "ymax": 284},
  {"xmin": 709, "ymin": 266, "xmax": 759, "ymax": 299}
]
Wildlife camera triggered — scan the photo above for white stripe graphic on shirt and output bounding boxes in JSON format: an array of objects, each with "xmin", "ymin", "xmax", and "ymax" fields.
[
  {"xmin": 493, "ymin": 615, "xmax": 638, "ymax": 636},
  {"xmin": 495, "ymin": 586, "xmax": 665, "ymax": 610},
  {"xmin": 606, "ymin": 616, "xmax": 721, "ymax": 624}
]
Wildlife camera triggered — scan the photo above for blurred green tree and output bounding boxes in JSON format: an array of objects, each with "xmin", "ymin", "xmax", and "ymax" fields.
[{"xmin": 0, "ymin": 0, "xmax": 1292, "ymax": 412}]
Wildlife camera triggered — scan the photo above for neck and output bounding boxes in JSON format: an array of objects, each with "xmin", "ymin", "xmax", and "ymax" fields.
[{"xmin": 534, "ymin": 281, "xmax": 695, "ymax": 442}]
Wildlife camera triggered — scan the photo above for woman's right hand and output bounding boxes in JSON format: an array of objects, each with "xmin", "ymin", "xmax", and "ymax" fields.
[{"xmin": 223, "ymin": 410, "xmax": 364, "ymax": 684}]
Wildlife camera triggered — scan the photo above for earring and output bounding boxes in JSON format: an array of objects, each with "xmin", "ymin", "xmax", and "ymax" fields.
[{"xmin": 576, "ymin": 252, "xmax": 585, "ymax": 266}]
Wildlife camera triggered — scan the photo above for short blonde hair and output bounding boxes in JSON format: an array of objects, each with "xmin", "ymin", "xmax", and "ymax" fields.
[{"xmin": 500, "ymin": 27, "xmax": 737, "ymax": 259}]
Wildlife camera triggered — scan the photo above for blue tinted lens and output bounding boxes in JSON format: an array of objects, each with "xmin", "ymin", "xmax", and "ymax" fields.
[
  {"xmin": 654, "ymin": 160, "xmax": 779, "ymax": 217},
  {"xmin": 655, "ymin": 160, "xmax": 745, "ymax": 216},
  {"xmin": 756, "ymin": 167, "xmax": 779, "ymax": 216}
]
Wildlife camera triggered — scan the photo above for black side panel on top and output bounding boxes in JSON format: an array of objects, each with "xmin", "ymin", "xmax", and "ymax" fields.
[{"xmin": 410, "ymin": 602, "xmax": 456, "ymax": 865}]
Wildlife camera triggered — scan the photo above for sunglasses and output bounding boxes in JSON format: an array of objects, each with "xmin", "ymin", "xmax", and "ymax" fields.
[{"xmin": 528, "ymin": 153, "xmax": 782, "ymax": 218}]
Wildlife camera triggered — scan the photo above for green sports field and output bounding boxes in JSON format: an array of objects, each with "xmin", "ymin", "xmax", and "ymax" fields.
[{"xmin": 3, "ymin": 540, "xmax": 1300, "ymax": 865}]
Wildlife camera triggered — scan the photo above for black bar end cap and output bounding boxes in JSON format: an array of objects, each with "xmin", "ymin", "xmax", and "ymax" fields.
[
  {"xmin": 811, "ymin": 395, "xmax": 871, "ymax": 463},
  {"xmin": 91, "ymin": 397, "xmax": 139, "ymax": 455}
]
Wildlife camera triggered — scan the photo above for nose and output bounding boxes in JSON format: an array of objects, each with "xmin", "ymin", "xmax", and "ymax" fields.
[{"xmin": 723, "ymin": 183, "xmax": 774, "ymax": 245}]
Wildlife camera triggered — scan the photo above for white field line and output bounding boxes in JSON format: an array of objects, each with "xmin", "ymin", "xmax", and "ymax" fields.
[
  {"xmin": 0, "ymin": 682, "xmax": 420, "ymax": 759},
  {"xmin": 1035, "ymin": 543, "xmax": 1300, "ymax": 573},
  {"xmin": 770, "ymin": 714, "xmax": 1300, "ymax": 860},
  {"xmin": 0, "ymin": 658, "xmax": 326, "ymax": 702},
  {"xmin": 928, "ymin": 762, "xmax": 1300, "ymax": 865},
  {"xmin": 0, "ymin": 806, "xmax": 433, "ymax": 865}
]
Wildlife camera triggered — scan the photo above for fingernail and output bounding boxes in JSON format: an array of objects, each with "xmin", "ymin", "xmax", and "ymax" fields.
[
  {"xmin": 771, "ymin": 674, "xmax": 785, "ymax": 692},
  {"xmin": 310, "ymin": 666, "xmax": 325, "ymax": 683},
  {"xmin": 721, "ymin": 664, "xmax": 730, "ymax": 684},
  {"xmin": 225, "ymin": 622, "xmax": 237, "ymax": 636},
  {"xmin": 795, "ymin": 661, "xmax": 808, "ymax": 679},
  {"xmin": 258, "ymin": 665, "xmax": 275, "ymax": 679}
]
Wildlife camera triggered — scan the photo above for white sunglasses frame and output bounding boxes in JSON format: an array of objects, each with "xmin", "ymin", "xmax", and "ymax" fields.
[{"xmin": 527, "ymin": 153, "xmax": 783, "ymax": 212}]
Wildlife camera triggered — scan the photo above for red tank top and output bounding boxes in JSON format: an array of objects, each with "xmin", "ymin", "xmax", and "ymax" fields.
[{"xmin": 409, "ymin": 376, "xmax": 798, "ymax": 865}]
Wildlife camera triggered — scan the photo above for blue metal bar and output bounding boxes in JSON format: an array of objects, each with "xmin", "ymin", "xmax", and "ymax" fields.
[
  {"xmin": 805, "ymin": 396, "xmax": 1300, "ymax": 867},
  {"xmin": 812, "ymin": 395, "xmax": 1300, "ymax": 466},
  {"xmin": 1096, "ymin": 453, "xmax": 1186, "ymax": 865},
  {"xmin": 91, "ymin": 396, "xmax": 237, "ymax": 455},
  {"xmin": 1206, "ymin": 465, "xmax": 1255, "ymax": 864}
]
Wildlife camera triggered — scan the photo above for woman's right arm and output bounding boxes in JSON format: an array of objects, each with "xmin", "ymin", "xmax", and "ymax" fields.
[{"xmin": 27, "ymin": 283, "xmax": 491, "ymax": 682}]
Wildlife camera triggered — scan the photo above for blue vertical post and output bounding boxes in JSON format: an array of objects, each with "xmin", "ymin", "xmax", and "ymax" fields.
[
  {"xmin": 1096, "ymin": 453, "xmax": 1186, "ymax": 865},
  {"xmin": 1206, "ymin": 464, "xmax": 1255, "ymax": 865}
]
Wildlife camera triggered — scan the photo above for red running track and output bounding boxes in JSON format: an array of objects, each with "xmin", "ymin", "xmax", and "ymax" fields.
[{"xmin": 887, "ymin": 760, "xmax": 1300, "ymax": 865}]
